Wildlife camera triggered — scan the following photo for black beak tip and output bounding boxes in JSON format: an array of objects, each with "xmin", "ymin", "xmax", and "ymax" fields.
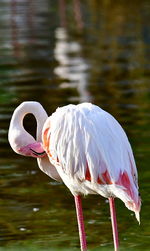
[{"xmin": 30, "ymin": 148, "xmax": 46, "ymax": 156}]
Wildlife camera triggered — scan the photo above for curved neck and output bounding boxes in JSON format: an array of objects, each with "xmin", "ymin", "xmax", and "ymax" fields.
[{"xmin": 9, "ymin": 101, "xmax": 48, "ymax": 143}]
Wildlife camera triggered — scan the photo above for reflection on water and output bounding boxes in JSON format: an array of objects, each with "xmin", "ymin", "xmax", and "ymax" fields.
[
  {"xmin": 54, "ymin": 27, "xmax": 91, "ymax": 102},
  {"xmin": 0, "ymin": 0, "xmax": 150, "ymax": 250}
]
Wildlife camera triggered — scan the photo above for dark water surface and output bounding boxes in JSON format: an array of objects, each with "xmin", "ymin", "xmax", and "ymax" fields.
[{"xmin": 0, "ymin": 0, "xmax": 150, "ymax": 250}]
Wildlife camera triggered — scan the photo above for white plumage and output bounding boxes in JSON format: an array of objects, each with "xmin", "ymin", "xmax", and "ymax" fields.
[{"xmin": 42, "ymin": 103, "xmax": 140, "ymax": 221}]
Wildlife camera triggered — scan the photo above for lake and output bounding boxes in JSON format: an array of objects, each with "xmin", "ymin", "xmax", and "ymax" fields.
[{"xmin": 0, "ymin": 0, "xmax": 150, "ymax": 250}]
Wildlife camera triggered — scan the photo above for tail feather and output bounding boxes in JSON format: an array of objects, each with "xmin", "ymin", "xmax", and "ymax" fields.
[
  {"xmin": 107, "ymin": 184, "xmax": 141, "ymax": 223},
  {"xmin": 125, "ymin": 200, "xmax": 141, "ymax": 224},
  {"xmin": 114, "ymin": 171, "xmax": 141, "ymax": 223},
  {"xmin": 135, "ymin": 211, "xmax": 140, "ymax": 224},
  {"xmin": 125, "ymin": 199, "xmax": 141, "ymax": 224}
]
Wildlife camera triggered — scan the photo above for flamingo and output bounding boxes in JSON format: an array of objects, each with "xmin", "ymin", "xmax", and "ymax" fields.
[{"xmin": 8, "ymin": 101, "xmax": 141, "ymax": 251}]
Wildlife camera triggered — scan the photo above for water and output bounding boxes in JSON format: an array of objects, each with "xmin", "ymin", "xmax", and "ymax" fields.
[{"xmin": 0, "ymin": 0, "xmax": 150, "ymax": 250}]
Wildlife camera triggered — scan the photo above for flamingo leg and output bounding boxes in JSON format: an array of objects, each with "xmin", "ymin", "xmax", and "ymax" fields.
[
  {"xmin": 109, "ymin": 197, "xmax": 119, "ymax": 251},
  {"xmin": 74, "ymin": 195, "xmax": 87, "ymax": 251}
]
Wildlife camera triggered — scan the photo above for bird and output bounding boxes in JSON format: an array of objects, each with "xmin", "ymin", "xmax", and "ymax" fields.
[{"xmin": 8, "ymin": 101, "xmax": 141, "ymax": 251}]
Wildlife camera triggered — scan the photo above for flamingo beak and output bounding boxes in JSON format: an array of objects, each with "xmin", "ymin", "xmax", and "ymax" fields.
[
  {"xmin": 19, "ymin": 142, "xmax": 46, "ymax": 158},
  {"xmin": 30, "ymin": 148, "xmax": 45, "ymax": 157}
]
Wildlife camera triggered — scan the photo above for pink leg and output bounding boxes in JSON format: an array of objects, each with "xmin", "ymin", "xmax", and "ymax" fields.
[
  {"xmin": 109, "ymin": 197, "xmax": 119, "ymax": 251},
  {"xmin": 74, "ymin": 195, "xmax": 87, "ymax": 251}
]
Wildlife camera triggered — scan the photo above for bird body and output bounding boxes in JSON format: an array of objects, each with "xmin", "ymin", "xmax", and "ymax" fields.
[
  {"xmin": 42, "ymin": 103, "xmax": 140, "ymax": 221},
  {"xmin": 8, "ymin": 101, "xmax": 141, "ymax": 251}
]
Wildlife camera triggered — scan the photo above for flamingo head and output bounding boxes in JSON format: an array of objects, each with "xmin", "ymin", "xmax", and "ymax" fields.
[
  {"xmin": 18, "ymin": 141, "xmax": 46, "ymax": 158},
  {"xmin": 9, "ymin": 127, "xmax": 46, "ymax": 158},
  {"xmin": 8, "ymin": 101, "xmax": 48, "ymax": 159}
]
